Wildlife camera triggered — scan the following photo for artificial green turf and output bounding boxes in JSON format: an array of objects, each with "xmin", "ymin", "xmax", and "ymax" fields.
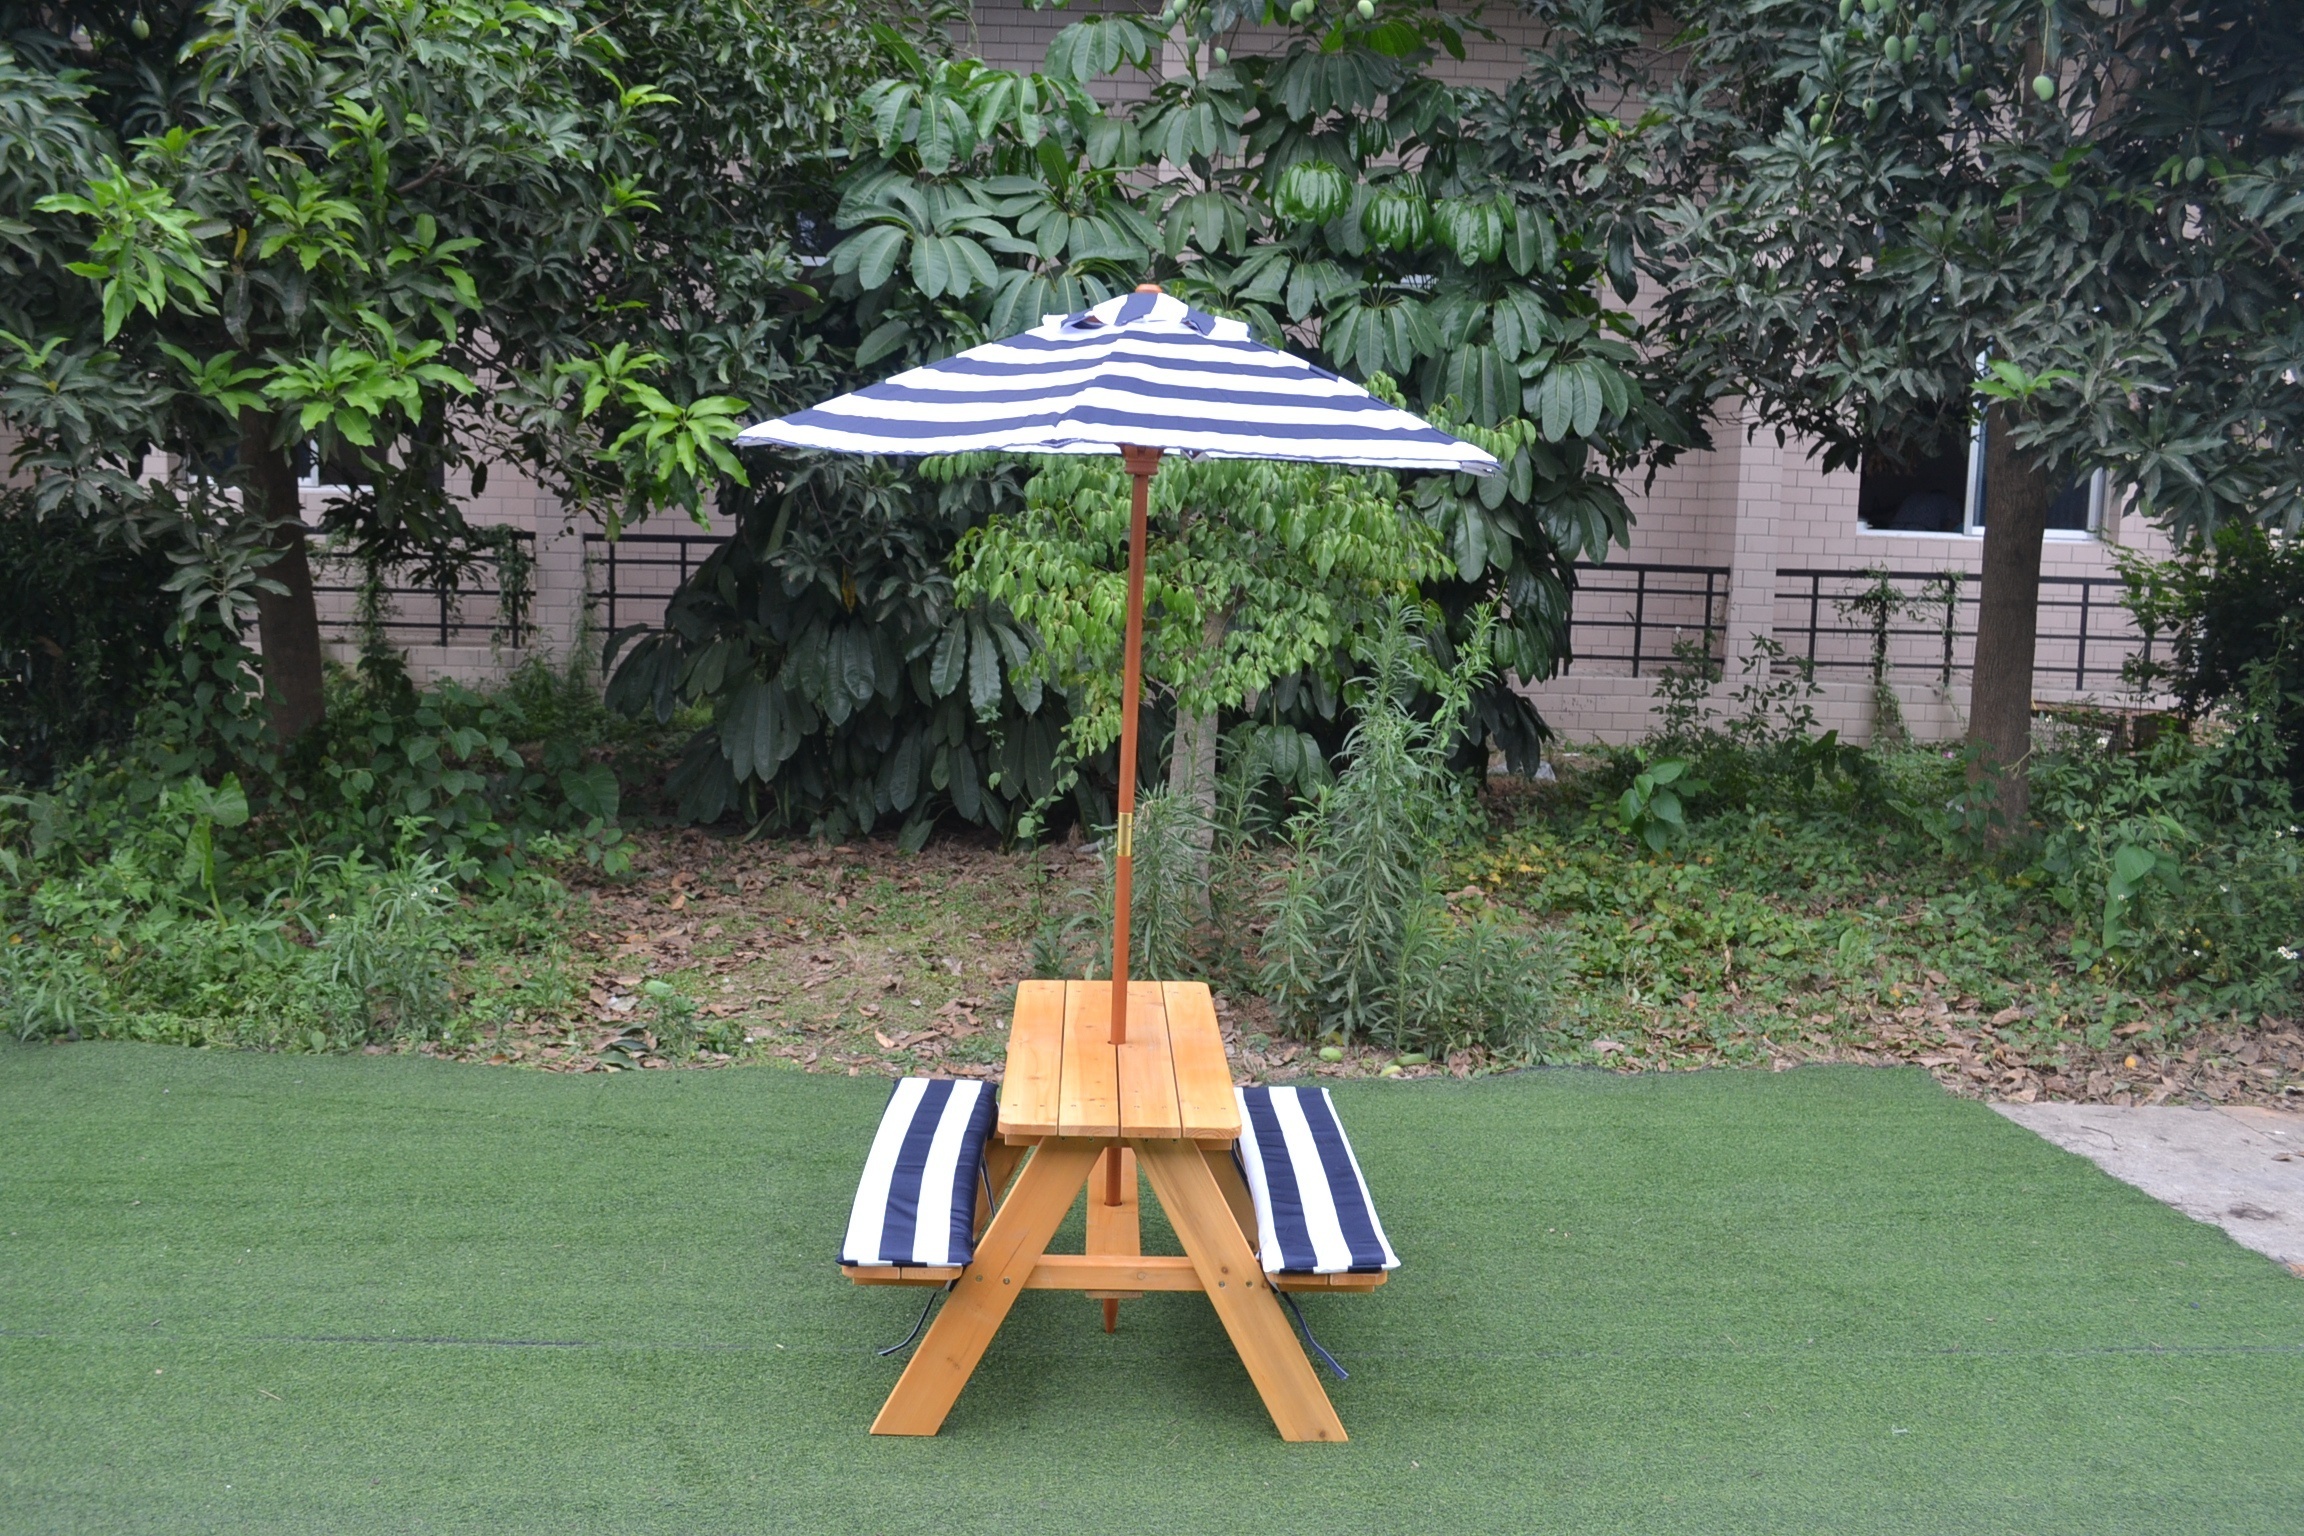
[{"xmin": 2, "ymin": 1046, "xmax": 2299, "ymax": 1535}]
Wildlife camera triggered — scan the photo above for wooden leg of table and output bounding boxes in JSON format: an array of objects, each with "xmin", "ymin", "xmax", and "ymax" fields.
[
  {"xmin": 1207, "ymin": 1140, "xmax": 1259, "ymax": 1258},
  {"xmin": 871, "ymin": 1138, "xmax": 1099, "ymax": 1437},
  {"xmin": 1134, "ymin": 1140, "xmax": 1347, "ymax": 1444},
  {"xmin": 1084, "ymin": 1145, "xmax": 1141, "ymax": 1332}
]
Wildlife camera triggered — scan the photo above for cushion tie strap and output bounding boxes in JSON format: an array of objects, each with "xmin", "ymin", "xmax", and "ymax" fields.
[
  {"xmin": 876, "ymin": 1280, "xmax": 955, "ymax": 1359},
  {"xmin": 1279, "ymin": 1289, "xmax": 1349, "ymax": 1381}
]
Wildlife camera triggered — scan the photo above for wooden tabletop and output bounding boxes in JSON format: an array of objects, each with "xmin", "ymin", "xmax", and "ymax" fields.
[{"xmin": 998, "ymin": 979, "xmax": 1240, "ymax": 1145}]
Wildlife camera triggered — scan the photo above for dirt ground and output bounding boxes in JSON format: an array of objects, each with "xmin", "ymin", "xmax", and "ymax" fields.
[{"xmin": 418, "ymin": 827, "xmax": 2304, "ymax": 1109}]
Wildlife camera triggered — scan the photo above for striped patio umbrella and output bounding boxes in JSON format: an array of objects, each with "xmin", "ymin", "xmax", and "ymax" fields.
[{"xmin": 738, "ymin": 286, "xmax": 1500, "ymax": 1043}]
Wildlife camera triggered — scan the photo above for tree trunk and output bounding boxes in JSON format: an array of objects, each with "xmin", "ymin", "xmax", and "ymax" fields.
[
  {"xmin": 1966, "ymin": 401, "xmax": 2054, "ymax": 833},
  {"xmin": 240, "ymin": 411, "xmax": 327, "ymax": 742},
  {"xmin": 1168, "ymin": 701, "xmax": 1220, "ymax": 834},
  {"xmin": 1166, "ymin": 606, "xmax": 1230, "ymax": 892}
]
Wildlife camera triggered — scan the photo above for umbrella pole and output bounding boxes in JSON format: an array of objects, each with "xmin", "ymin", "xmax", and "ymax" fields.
[{"xmin": 1111, "ymin": 445, "xmax": 1161, "ymax": 1046}]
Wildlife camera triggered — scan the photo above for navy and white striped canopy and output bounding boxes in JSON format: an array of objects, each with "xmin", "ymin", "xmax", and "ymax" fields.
[{"xmin": 737, "ymin": 290, "xmax": 1501, "ymax": 475}]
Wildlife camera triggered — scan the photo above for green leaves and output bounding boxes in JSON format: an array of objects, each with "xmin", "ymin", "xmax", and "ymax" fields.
[
  {"xmin": 562, "ymin": 345, "xmax": 750, "ymax": 522},
  {"xmin": 603, "ymin": 389, "xmax": 751, "ymax": 519},
  {"xmin": 1322, "ymin": 290, "xmax": 1433, "ymax": 379},
  {"xmin": 1358, "ymin": 184, "xmax": 1429, "ymax": 251},
  {"xmin": 1616, "ymin": 758, "xmax": 1694, "ymax": 853},
  {"xmin": 262, "ymin": 333, "xmax": 473, "ymax": 446},
  {"xmin": 1974, "ymin": 357, "xmax": 2080, "ymax": 405},
  {"xmin": 909, "ymin": 232, "xmax": 999, "ymax": 301},
  {"xmin": 1042, "ymin": 16, "xmax": 1163, "ymax": 86},
  {"xmin": 558, "ymin": 761, "xmax": 620, "ymax": 823},
  {"xmin": 1274, "ymin": 159, "xmax": 1351, "ymax": 224},
  {"xmin": 1527, "ymin": 356, "xmax": 1628, "ymax": 442},
  {"xmin": 1432, "ymin": 196, "xmax": 1505, "ymax": 265},
  {"xmin": 37, "ymin": 167, "xmax": 219, "ymax": 339}
]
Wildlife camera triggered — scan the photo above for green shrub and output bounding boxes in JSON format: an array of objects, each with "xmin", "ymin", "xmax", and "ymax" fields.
[
  {"xmin": 2030, "ymin": 665, "xmax": 2304, "ymax": 1013},
  {"xmin": 0, "ymin": 497, "xmax": 179, "ymax": 787},
  {"xmin": 1259, "ymin": 604, "xmax": 1554, "ymax": 1054},
  {"xmin": 1, "ymin": 645, "xmax": 630, "ymax": 1053},
  {"xmin": 293, "ymin": 653, "xmax": 633, "ymax": 883},
  {"xmin": 1612, "ymin": 635, "xmax": 1879, "ymax": 836},
  {"xmin": 1, "ymin": 819, "xmax": 481, "ymax": 1049},
  {"xmin": 2121, "ymin": 525, "xmax": 2304, "ymax": 791},
  {"xmin": 604, "ymin": 458, "xmax": 1064, "ymax": 840}
]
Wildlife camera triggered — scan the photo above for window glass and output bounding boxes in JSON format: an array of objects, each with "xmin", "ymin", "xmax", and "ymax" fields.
[
  {"xmin": 1857, "ymin": 438, "xmax": 1969, "ymax": 532},
  {"xmin": 1969, "ymin": 415, "xmax": 2097, "ymax": 532}
]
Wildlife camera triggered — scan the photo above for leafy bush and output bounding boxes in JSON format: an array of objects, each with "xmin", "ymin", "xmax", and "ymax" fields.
[
  {"xmin": 1614, "ymin": 757, "xmax": 1695, "ymax": 852},
  {"xmin": 295, "ymin": 653, "xmax": 634, "ymax": 883},
  {"xmin": 0, "ymin": 806, "xmax": 489, "ymax": 1049},
  {"xmin": 2122, "ymin": 525, "xmax": 2304, "ymax": 790},
  {"xmin": 1609, "ymin": 635, "xmax": 1878, "ymax": 835},
  {"xmin": 605, "ymin": 457, "xmax": 1064, "ymax": 839},
  {"xmin": 0, "ymin": 498, "xmax": 178, "ymax": 786},
  {"xmin": 0, "ymin": 638, "xmax": 648, "ymax": 1052},
  {"xmin": 1259, "ymin": 605, "xmax": 1554, "ymax": 1054},
  {"xmin": 2030, "ymin": 666, "xmax": 2304, "ymax": 1013}
]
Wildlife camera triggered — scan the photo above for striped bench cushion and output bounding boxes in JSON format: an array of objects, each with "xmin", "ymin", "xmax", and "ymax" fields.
[
  {"xmin": 840, "ymin": 1078, "xmax": 998, "ymax": 1269},
  {"xmin": 1234, "ymin": 1086, "xmax": 1400, "ymax": 1276}
]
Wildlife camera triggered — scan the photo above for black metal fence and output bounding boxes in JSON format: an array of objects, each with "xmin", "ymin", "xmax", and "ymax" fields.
[
  {"xmin": 1563, "ymin": 561, "xmax": 1730, "ymax": 676},
  {"xmin": 313, "ymin": 531, "xmax": 534, "ymax": 648},
  {"xmin": 565, "ymin": 542, "xmax": 2154, "ymax": 697},
  {"xmin": 1773, "ymin": 567, "xmax": 2149, "ymax": 693},
  {"xmin": 583, "ymin": 533, "xmax": 725, "ymax": 634}
]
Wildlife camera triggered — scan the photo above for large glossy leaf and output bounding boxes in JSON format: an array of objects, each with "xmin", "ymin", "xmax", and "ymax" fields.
[
  {"xmin": 835, "ymin": 224, "xmax": 907, "ymax": 291},
  {"xmin": 966, "ymin": 613, "xmax": 1001, "ymax": 714},
  {"xmin": 929, "ymin": 620, "xmax": 967, "ymax": 697}
]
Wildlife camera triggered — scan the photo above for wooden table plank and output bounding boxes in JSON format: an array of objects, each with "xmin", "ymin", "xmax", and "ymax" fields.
[
  {"xmin": 1114, "ymin": 981, "xmax": 1184, "ymax": 1138},
  {"xmin": 1056, "ymin": 981, "xmax": 1121, "ymax": 1138},
  {"xmin": 1024, "ymin": 1254, "xmax": 1199, "ymax": 1291},
  {"xmin": 997, "ymin": 980, "xmax": 1067, "ymax": 1141},
  {"xmin": 1162, "ymin": 981, "xmax": 1242, "ymax": 1144},
  {"xmin": 1084, "ymin": 1146, "xmax": 1140, "ymax": 1254}
]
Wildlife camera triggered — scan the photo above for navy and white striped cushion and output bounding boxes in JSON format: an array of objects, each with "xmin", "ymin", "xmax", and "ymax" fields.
[
  {"xmin": 841, "ymin": 1078, "xmax": 998, "ymax": 1268},
  {"xmin": 1234, "ymin": 1086, "xmax": 1400, "ymax": 1275}
]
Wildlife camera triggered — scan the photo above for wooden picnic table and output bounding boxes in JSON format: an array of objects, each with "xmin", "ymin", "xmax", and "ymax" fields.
[{"xmin": 864, "ymin": 978, "xmax": 1357, "ymax": 1442}]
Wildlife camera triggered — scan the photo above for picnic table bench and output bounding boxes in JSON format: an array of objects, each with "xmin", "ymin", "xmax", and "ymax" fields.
[{"xmin": 840, "ymin": 978, "xmax": 1395, "ymax": 1442}]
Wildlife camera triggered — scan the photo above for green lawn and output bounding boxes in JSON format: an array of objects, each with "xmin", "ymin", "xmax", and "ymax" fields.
[{"xmin": 2, "ymin": 1046, "xmax": 2298, "ymax": 1534}]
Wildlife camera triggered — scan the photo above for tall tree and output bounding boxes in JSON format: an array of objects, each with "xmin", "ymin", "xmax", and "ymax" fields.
[
  {"xmin": 779, "ymin": 0, "xmax": 1695, "ymax": 810},
  {"xmin": 2, "ymin": 0, "xmax": 915, "ymax": 740},
  {"xmin": 1563, "ymin": 0, "xmax": 2304, "ymax": 826},
  {"xmin": 951, "ymin": 445, "xmax": 1450, "ymax": 846}
]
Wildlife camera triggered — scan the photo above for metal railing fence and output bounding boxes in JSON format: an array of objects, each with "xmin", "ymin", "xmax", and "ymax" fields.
[
  {"xmin": 1773, "ymin": 567, "xmax": 2149, "ymax": 693},
  {"xmin": 583, "ymin": 533, "xmax": 725, "ymax": 634},
  {"xmin": 312, "ymin": 531, "xmax": 534, "ymax": 648},
  {"xmin": 1563, "ymin": 561, "xmax": 1730, "ymax": 676}
]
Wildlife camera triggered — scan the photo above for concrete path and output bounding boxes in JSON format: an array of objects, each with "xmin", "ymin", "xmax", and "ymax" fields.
[{"xmin": 1993, "ymin": 1102, "xmax": 2304, "ymax": 1275}]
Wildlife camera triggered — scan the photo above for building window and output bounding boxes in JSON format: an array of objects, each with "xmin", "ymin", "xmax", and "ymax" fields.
[
  {"xmin": 296, "ymin": 439, "xmax": 372, "ymax": 491},
  {"xmin": 1970, "ymin": 412, "xmax": 2102, "ymax": 536},
  {"xmin": 1859, "ymin": 418, "xmax": 2103, "ymax": 537},
  {"xmin": 1857, "ymin": 436, "xmax": 1970, "ymax": 533}
]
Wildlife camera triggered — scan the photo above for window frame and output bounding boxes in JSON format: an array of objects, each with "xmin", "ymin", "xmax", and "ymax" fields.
[{"xmin": 1858, "ymin": 420, "xmax": 2105, "ymax": 540}]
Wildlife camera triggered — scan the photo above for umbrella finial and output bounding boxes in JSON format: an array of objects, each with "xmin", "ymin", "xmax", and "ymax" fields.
[{"xmin": 1135, "ymin": 282, "xmax": 1162, "ymax": 294}]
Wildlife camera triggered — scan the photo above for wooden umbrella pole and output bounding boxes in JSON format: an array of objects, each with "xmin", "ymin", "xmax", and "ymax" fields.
[{"xmin": 1111, "ymin": 444, "xmax": 1161, "ymax": 1046}]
